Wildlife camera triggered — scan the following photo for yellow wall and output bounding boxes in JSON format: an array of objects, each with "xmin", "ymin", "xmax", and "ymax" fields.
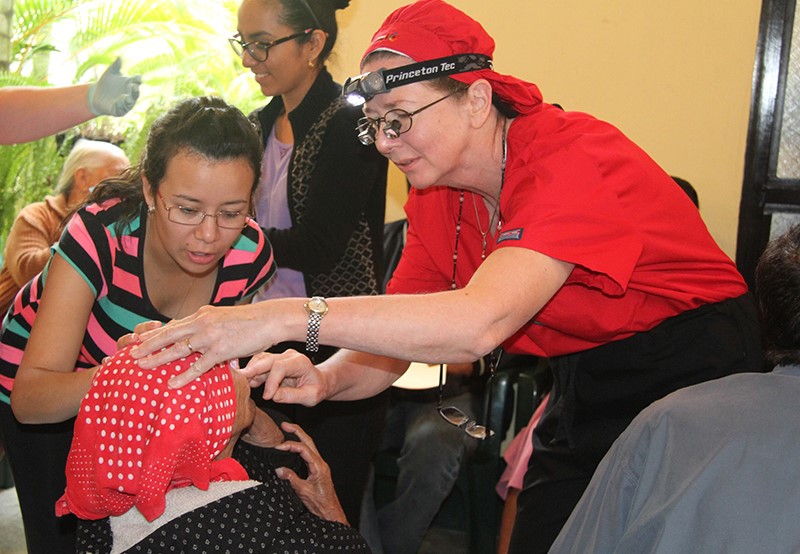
[{"xmin": 327, "ymin": 1, "xmax": 763, "ymax": 257}]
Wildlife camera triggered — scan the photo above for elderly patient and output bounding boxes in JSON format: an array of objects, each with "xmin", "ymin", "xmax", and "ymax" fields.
[
  {"xmin": 549, "ymin": 225, "xmax": 800, "ymax": 554},
  {"xmin": 57, "ymin": 344, "xmax": 368, "ymax": 554}
]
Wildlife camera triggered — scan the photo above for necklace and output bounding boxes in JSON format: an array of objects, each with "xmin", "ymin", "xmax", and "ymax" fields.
[
  {"xmin": 143, "ymin": 209, "xmax": 200, "ymax": 320},
  {"xmin": 451, "ymin": 120, "xmax": 508, "ymax": 286},
  {"xmin": 169, "ymin": 275, "xmax": 196, "ymax": 320},
  {"xmin": 450, "ymin": 191, "xmax": 465, "ymax": 290},
  {"xmin": 471, "ymin": 193, "xmax": 500, "ymax": 260}
]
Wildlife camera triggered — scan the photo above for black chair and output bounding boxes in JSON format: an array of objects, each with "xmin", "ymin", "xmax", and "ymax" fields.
[
  {"xmin": 464, "ymin": 357, "xmax": 550, "ymax": 553},
  {"xmin": 371, "ymin": 357, "xmax": 551, "ymax": 553}
]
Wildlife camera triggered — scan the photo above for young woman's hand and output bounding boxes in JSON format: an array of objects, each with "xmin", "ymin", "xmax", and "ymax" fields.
[{"xmin": 115, "ymin": 320, "xmax": 162, "ymax": 350}]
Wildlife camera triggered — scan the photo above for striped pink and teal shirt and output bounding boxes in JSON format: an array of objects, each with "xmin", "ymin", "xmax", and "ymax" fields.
[{"xmin": 0, "ymin": 199, "xmax": 275, "ymax": 404}]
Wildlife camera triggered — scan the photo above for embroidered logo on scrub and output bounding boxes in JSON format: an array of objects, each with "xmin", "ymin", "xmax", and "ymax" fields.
[{"xmin": 497, "ymin": 228, "xmax": 524, "ymax": 243}]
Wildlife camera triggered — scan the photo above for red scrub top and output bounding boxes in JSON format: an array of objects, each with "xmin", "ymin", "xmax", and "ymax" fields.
[{"xmin": 387, "ymin": 103, "xmax": 747, "ymax": 357}]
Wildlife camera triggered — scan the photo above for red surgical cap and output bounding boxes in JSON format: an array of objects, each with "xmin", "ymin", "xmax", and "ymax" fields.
[
  {"xmin": 362, "ymin": 0, "xmax": 543, "ymax": 114},
  {"xmin": 56, "ymin": 345, "xmax": 248, "ymax": 522}
]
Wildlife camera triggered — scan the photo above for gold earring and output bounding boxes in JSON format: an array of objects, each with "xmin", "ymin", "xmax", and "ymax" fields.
[
  {"xmin": 147, "ymin": 205, "xmax": 155, "ymax": 214},
  {"xmin": 308, "ymin": 59, "xmax": 316, "ymax": 68}
]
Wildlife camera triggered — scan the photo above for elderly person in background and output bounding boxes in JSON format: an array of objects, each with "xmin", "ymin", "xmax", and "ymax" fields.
[
  {"xmin": 61, "ymin": 344, "xmax": 367, "ymax": 553},
  {"xmin": 0, "ymin": 138, "xmax": 129, "ymax": 314}
]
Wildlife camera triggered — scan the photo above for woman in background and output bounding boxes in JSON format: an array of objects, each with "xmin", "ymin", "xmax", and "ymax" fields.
[
  {"xmin": 0, "ymin": 96, "xmax": 275, "ymax": 554},
  {"xmin": 229, "ymin": 0, "xmax": 389, "ymax": 524}
]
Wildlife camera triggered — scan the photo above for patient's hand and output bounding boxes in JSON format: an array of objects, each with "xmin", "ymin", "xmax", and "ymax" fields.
[
  {"xmin": 218, "ymin": 370, "xmax": 281, "ymax": 460},
  {"xmin": 274, "ymin": 421, "xmax": 348, "ymax": 525},
  {"xmin": 240, "ymin": 408, "xmax": 283, "ymax": 448}
]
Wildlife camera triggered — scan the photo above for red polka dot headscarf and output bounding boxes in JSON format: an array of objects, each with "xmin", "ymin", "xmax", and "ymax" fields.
[{"xmin": 56, "ymin": 344, "xmax": 248, "ymax": 522}]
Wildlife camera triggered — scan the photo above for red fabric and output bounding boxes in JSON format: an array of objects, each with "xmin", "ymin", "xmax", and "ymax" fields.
[
  {"xmin": 362, "ymin": 0, "xmax": 542, "ymax": 114},
  {"xmin": 387, "ymin": 107, "xmax": 748, "ymax": 356},
  {"xmin": 56, "ymin": 345, "xmax": 248, "ymax": 522}
]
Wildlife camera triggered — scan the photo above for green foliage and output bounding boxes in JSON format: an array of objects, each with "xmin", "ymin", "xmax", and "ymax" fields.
[{"xmin": 0, "ymin": 0, "xmax": 264, "ymax": 249}]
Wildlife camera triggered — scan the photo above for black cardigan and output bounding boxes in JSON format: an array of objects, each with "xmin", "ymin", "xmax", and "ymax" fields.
[{"xmin": 250, "ymin": 69, "xmax": 388, "ymax": 297}]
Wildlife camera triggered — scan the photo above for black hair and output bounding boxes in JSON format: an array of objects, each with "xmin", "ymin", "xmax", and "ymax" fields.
[
  {"xmin": 273, "ymin": 0, "xmax": 350, "ymax": 64},
  {"xmin": 755, "ymin": 224, "xmax": 800, "ymax": 366},
  {"xmin": 79, "ymin": 96, "xmax": 262, "ymax": 238}
]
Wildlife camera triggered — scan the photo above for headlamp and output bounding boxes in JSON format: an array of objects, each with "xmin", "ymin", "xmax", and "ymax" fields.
[
  {"xmin": 342, "ymin": 54, "xmax": 493, "ymax": 105},
  {"xmin": 344, "ymin": 71, "xmax": 390, "ymax": 106}
]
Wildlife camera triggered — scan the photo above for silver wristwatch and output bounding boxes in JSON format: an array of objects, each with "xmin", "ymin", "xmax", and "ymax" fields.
[{"xmin": 304, "ymin": 296, "xmax": 329, "ymax": 352}]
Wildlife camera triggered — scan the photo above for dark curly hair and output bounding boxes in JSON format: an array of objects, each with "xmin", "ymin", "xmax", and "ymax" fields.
[
  {"xmin": 267, "ymin": 0, "xmax": 350, "ymax": 65},
  {"xmin": 79, "ymin": 96, "xmax": 262, "ymax": 238}
]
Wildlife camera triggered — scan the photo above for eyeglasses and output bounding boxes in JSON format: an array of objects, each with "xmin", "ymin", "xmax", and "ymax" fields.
[
  {"xmin": 156, "ymin": 191, "xmax": 251, "ymax": 229},
  {"xmin": 436, "ymin": 348, "xmax": 502, "ymax": 440},
  {"xmin": 356, "ymin": 92, "xmax": 454, "ymax": 146},
  {"xmin": 228, "ymin": 28, "xmax": 314, "ymax": 63}
]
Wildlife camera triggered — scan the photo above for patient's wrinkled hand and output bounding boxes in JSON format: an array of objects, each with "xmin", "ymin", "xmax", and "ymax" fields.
[
  {"xmin": 240, "ymin": 408, "xmax": 284, "ymax": 449},
  {"xmin": 274, "ymin": 421, "xmax": 348, "ymax": 525}
]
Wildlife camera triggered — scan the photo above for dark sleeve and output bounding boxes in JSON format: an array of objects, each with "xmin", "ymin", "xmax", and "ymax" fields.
[{"xmin": 266, "ymin": 107, "xmax": 388, "ymax": 273}]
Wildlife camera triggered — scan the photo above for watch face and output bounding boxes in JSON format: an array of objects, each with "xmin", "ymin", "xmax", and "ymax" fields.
[{"xmin": 307, "ymin": 297, "xmax": 328, "ymax": 314}]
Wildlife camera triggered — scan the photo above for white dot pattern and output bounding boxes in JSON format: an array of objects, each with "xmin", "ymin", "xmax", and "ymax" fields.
[
  {"xmin": 76, "ymin": 442, "xmax": 370, "ymax": 553},
  {"xmin": 57, "ymin": 345, "xmax": 243, "ymax": 522}
]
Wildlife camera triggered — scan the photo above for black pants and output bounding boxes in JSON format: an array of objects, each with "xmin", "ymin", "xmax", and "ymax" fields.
[
  {"xmin": 508, "ymin": 293, "xmax": 763, "ymax": 554},
  {"xmin": 0, "ymin": 403, "xmax": 77, "ymax": 554}
]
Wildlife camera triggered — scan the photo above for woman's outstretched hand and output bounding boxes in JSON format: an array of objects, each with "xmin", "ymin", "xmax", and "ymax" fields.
[
  {"xmin": 130, "ymin": 304, "xmax": 274, "ymax": 388},
  {"xmin": 243, "ymin": 349, "xmax": 329, "ymax": 407},
  {"xmin": 274, "ymin": 421, "xmax": 348, "ymax": 525}
]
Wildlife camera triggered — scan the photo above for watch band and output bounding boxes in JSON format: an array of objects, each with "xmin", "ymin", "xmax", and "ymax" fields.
[
  {"xmin": 306, "ymin": 311, "xmax": 323, "ymax": 352},
  {"xmin": 304, "ymin": 296, "xmax": 328, "ymax": 353}
]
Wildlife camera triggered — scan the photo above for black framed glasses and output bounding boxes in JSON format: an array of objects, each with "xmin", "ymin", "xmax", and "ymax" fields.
[
  {"xmin": 356, "ymin": 92, "xmax": 455, "ymax": 146},
  {"xmin": 156, "ymin": 191, "xmax": 251, "ymax": 229},
  {"xmin": 228, "ymin": 28, "xmax": 314, "ymax": 63},
  {"xmin": 437, "ymin": 348, "xmax": 502, "ymax": 440}
]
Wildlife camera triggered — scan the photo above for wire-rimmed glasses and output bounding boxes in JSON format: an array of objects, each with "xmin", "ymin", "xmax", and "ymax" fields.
[
  {"xmin": 228, "ymin": 28, "xmax": 314, "ymax": 63},
  {"xmin": 156, "ymin": 191, "xmax": 251, "ymax": 229},
  {"xmin": 437, "ymin": 349, "xmax": 502, "ymax": 440},
  {"xmin": 356, "ymin": 92, "xmax": 455, "ymax": 146}
]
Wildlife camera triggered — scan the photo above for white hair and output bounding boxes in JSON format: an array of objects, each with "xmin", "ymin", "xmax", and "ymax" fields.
[{"xmin": 55, "ymin": 139, "xmax": 127, "ymax": 197}]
